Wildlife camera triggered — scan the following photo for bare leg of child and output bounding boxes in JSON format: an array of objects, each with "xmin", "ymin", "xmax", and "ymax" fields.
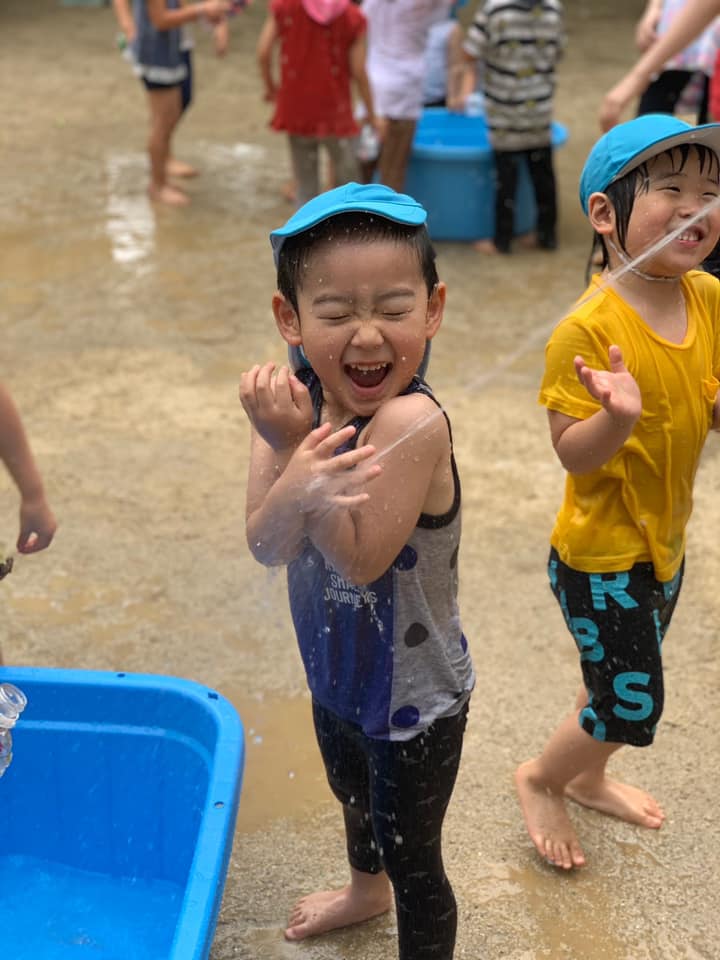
[
  {"xmin": 284, "ymin": 865, "xmax": 392, "ymax": 941},
  {"xmin": 516, "ymin": 696, "xmax": 664, "ymax": 869},
  {"xmin": 474, "ymin": 239, "xmax": 500, "ymax": 255},
  {"xmin": 564, "ymin": 686, "xmax": 665, "ymax": 828},
  {"xmin": 146, "ymin": 87, "xmax": 189, "ymax": 206}
]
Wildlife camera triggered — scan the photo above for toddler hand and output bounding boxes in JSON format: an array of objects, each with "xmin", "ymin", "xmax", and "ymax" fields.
[
  {"xmin": 240, "ymin": 362, "xmax": 313, "ymax": 452},
  {"xmin": 203, "ymin": 0, "xmax": 232, "ymax": 24},
  {"xmin": 574, "ymin": 345, "xmax": 641, "ymax": 427},
  {"xmin": 286, "ymin": 422, "xmax": 382, "ymax": 518}
]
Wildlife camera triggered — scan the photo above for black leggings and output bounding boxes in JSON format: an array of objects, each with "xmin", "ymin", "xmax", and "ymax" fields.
[
  {"xmin": 312, "ymin": 699, "xmax": 468, "ymax": 960},
  {"xmin": 493, "ymin": 146, "xmax": 557, "ymax": 252},
  {"xmin": 637, "ymin": 69, "xmax": 709, "ymax": 125}
]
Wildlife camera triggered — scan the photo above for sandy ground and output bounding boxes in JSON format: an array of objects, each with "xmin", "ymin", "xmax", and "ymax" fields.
[{"xmin": 1, "ymin": 1, "xmax": 719, "ymax": 958}]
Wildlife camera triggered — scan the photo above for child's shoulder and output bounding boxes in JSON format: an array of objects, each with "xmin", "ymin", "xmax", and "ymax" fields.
[{"xmin": 363, "ymin": 387, "xmax": 448, "ymax": 450}]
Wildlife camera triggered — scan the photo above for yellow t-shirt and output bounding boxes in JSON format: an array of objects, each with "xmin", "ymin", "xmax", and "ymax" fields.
[{"xmin": 539, "ymin": 270, "xmax": 720, "ymax": 582}]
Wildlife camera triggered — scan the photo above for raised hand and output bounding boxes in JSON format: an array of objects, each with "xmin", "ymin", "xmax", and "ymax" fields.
[
  {"xmin": 286, "ymin": 422, "xmax": 382, "ymax": 519},
  {"xmin": 574, "ymin": 344, "xmax": 642, "ymax": 426},
  {"xmin": 239, "ymin": 362, "xmax": 314, "ymax": 452}
]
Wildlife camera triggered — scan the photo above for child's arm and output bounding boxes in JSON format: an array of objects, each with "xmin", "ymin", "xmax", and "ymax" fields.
[
  {"xmin": 214, "ymin": 17, "xmax": 229, "ymax": 56},
  {"xmin": 256, "ymin": 13, "xmax": 278, "ymax": 101},
  {"xmin": 349, "ymin": 34, "xmax": 378, "ymax": 130},
  {"xmin": 549, "ymin": 345, "xmax": 642, "ymax": 474},
  {"xmin": 147, "ymin": 0, "xmax": 231, "ymax": 31},
  {"xmin": 0, "ymin": 386, "xmax": 57, "ymax": 554},
  {"xmin": 306, "ymin": 392, "xmax": 451, "ymax": 585},
  {"xmin": 240, "ymin": 363, "xmax": 379, "ymax": 566},
  {"xmin": 600, "ymin": 0, "xmax": 720, "ymax": 130},
  {"xmin": 112, "ymin": 0, "xmax": 136, "ymax": 40},
  {"xmin": 635, "ymin": 0, "xmax": 664, "ymax": 51}
]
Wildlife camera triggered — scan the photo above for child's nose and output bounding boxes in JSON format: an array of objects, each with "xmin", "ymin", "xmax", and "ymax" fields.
[{"xmin": 351, "ymin": 321, "xmax": 384, "ymax": 348}]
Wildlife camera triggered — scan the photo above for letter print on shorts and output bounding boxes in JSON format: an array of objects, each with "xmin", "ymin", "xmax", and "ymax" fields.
[{"xmin": 547, "ymin": 549, "xmax": 684, "ymax": 747}]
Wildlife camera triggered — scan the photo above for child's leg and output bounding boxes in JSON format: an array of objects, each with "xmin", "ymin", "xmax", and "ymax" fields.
[
  {"xmin": 284, "ymin": 700, "xmax": 392, "ymax": 942},
  {"xmin": 166, "ymin": 50, "xmax": 198, "ymax": 179},
  {"xmin": 516, "ymin": 550, "xmax": 683, "ymax": 869},
  {"xmin": 490, "ymin": 149, "xmax": 518, "ymax": 254},
  {"xmin": 367, "ymin": 705, "xmax": 468, "ymax": 960},
  {"xmin": 376, "ymin": 118, "xmax": 416, "ymax": 193},
  {"xmin": 288, "ymin": 135, "xmax": 321, "ymax": 207},
  {"xmin": 323, "ymin": 137, "xmax": 360, "ymax": 192},
  {"xmin": 526, "ymin": 145, "xmax": 557, "ymax": 250},
  {"xmin": 145, "ymin": 85, "xmax": 187, "ymax": 205}
]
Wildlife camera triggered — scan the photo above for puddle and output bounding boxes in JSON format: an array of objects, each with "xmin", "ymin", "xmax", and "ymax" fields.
[{"xmin": 222, "ymin": 688, "xmax": 332, "ymax": 833}]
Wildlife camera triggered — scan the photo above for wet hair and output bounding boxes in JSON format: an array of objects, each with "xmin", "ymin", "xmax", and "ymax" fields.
[
  {"xmin": 585, "ymin": 142, "xmax": 720, "ymax": 284},
  {"xmin": 276, "ymin": 212, "xmax": 440, "ymax": 313}
]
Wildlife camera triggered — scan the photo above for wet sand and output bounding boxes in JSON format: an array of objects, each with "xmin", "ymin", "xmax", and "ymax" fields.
[{"xmin": 1, "ymin": 1, "xmax": 719, "ymax": 958}]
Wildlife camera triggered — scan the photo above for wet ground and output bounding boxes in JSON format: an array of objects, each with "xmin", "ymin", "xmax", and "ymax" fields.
[{"xmin": 1, "ymin": 1, "xmax": 719, "ymax": 958}]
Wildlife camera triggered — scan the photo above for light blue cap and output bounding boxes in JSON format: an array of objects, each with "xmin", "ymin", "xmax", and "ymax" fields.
[
  {"xmin": 270, "ymin": 182, "xmax": 427, "ymax": 265},
  {"xmin": 579, "ymin": 113, "xmax": 720, "ymax": 214}
]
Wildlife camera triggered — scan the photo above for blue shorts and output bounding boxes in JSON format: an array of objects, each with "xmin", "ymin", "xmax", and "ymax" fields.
[
  {"xmin": 141, "ymin": 50, "xmax": 193, "ymax": 113},
  {"xmin": 548, "ymin": 547, "xmax": 684, "ymax": 747}
]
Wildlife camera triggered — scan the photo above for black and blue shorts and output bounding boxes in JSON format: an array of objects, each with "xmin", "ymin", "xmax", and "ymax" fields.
[{"xmin": 548, "ymin": 547, "xmax": 684, "ymax": 747}]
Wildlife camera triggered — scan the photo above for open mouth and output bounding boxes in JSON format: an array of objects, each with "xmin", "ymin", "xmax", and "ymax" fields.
[
  {"xmin": 344, "ymin": 362, "xmax": 391, "ymax": 389},
  {"xmin": 676, "ymin": 226, "xmax": 704, "ymax": 243}
]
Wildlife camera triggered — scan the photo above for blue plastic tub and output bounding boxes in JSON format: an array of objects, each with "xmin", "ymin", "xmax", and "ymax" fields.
[
  {"xmin": 0, "ymin": 667, "xmax": 244, "ymax": 960},
  {"xmin": 404, "ymin": 108, "xmax": 568, "ymax": 242}
]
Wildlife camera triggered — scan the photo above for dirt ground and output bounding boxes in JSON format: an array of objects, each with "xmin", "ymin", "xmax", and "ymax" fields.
[{"xmin": 1, "ymin": 1, "xmax": 719, "ymax": 958}]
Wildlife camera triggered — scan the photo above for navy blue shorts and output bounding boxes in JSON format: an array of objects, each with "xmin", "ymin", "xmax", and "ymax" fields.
[
  {"xmin": 548, "ymin": 547, "xmax": 684, "ymax": 747},
  {"xmin": 141, "ymin": 50, "xmax": 193, "ymax": 112}
]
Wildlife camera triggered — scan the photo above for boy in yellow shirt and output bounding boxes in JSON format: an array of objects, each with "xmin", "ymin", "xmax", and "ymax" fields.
[{"xmin": 516, "ymin": 113, "xmax": 720, "ymax": 870}]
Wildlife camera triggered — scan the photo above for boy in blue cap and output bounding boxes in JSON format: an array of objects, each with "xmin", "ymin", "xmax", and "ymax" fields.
[
  {"xmin": 516, "ymin": 114, "xmax": 720, "ymax": 870},
  {"xmin": 239, "ymin": 182, "xmax": 474, "ymax": 958}
]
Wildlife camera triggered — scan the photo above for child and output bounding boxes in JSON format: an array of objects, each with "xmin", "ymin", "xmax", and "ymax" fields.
[
  {"xmin": 256, "ymin": 0, "xmax": 376, "ymax": 208},
  {"xmin": 515, "ymin": 114, "xmax": 720, "ymax": 870},
  {"xmin": 461, "ymin": 0, "xmax": 565, "ymax": 254},
  {"xmin": 239, "ymin": 182, "xmax": 474, "ymax": 958},
  {"xmin": 0, "ymin": 385, "xmax": 57, "ymax": 659},
  {"xmin": 422, "ymin": 1, "xmax": 471, "ymax": 111},
  {"xmin": 360, "ymin": 0, "xmax": 454, "ymax": 191},
  {"xmin": 112, "ymin": 0, "xmax": 232, "ymax": 206}
]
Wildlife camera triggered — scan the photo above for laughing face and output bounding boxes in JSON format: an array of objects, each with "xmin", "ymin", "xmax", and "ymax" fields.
[
  {"xmin": 274, "ymin": 237, "xmax": 445, "ymax": 425},
  {"xmin": 623, "ymin": 146, "xmax": 720, "ymax": 277}
]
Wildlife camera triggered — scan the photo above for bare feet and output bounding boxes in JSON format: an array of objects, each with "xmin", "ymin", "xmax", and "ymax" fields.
[
  {"xmin": 565, "ymin": 774, "xmax": 665, "ymax": 829},
  {"xmin": 517, "ymin": 231, "xmax": 538, "ymax": 250},
  {"xmin": 473, "ymin": 239, "xmax": 500, "ymax": 255},
  {"xmin": 166, "ymin": 158, "xmax": 199, "ymax": 178},
  {"xmin": 515, "ymin": 760, "xmax": 586, "ymax": 870},
  {"xmin": 284, "ymin": 878, "xmax": 392, "ymax": 942},
  {"xmin": 148, "ymin": 183, "xmax": 190, "ymax": 207}
]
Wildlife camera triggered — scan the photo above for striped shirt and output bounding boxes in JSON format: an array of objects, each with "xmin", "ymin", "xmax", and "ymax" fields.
[{"xmin": 463, "ymin": 0, "xmax": 565, "ymax": 151}]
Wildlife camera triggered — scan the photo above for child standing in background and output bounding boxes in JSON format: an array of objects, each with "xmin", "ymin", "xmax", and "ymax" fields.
[
  {"xmin": 112, "ymin": 0, "xmax": 232, "ymax": 206},
  {"xmin": 239, "ymin": 182, "xmax": 474, "ymax": 959},
  {"xmin": 516, "ymin": 114, "xmax": 720, "ymax": 870},
  {"xmin": 257, "ymin": 0, "xmax": 377, "ymax": 208},
  {"xmin": 462, "ymin": 0, "xmax": 565, "ymax": 254}
]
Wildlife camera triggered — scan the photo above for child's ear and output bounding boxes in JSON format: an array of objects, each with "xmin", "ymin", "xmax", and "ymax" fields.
[
  {"xmin": 272, "ymin": 292, "xmax": 302, "ymax": 346},
  {"xmin": 425, "ymin": 281, "xmax": 446, "ymax": 340},
  {"xmin": 588, "ymin": 192, "xmax": 615, "ymax": 235}
]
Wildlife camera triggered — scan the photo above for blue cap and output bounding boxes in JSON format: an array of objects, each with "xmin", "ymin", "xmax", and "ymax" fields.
[
  {"xmin": 579, "ymin": 113, "xmax": 720, "ymax": 214},
  {"xmin": 270, "ymin": 182, "xmax": 427, "ymax": 265}
]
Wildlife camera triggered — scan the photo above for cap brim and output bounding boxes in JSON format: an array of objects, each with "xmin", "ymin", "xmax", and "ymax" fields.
[
  {"xmin": 270, "ymin": 183, "xmax": 427, "ymax": 265},
  {"xmin": 612, "ymin": 122, "xmax": 720, "ymax": 184}
]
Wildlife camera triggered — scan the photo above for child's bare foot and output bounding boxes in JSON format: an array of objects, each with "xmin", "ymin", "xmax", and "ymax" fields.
[
  {"xmin": 474, "ymin": 239, "xmax": 501, "ymax": 255},
  {"xmin": 284, "ymin": 878, "xmax": 392, "ymax": 941},
  {"xmin": 565, "ymin": 775, "xmax": 665, "ymax": 829},
  {"xmin": 148, "ymin": 183, "xmax": 190, "ymax": 206},
  {"xmin": 515, "ymin": 759, "xmax": 586, "ymax": 870},
  {"xmin": 166, "ymin": 158, "xmax": 199, "ymax": 178},
  {"xmin": 517, "ymin": 231, "xmax": 538, "ymax": 249}
]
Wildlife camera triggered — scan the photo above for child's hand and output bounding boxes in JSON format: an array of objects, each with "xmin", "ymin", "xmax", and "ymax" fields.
[
  {"xmin": 202, "ymin": 0, "xmax": 232, "ymax": 24},
  {"xmin": 285, "ymin": 422, "xmax": 382, "ymax": 518},
  {"xmin": 574, "ymin": 345, "xmax": 641, "ymax": 426},
  {"xmin": 17, "ymin": 494, "xmax": 57, "ymax": 554},
  {"xmin": 240, "ymin": 362, "xmax": 313, "ymax": 452}
]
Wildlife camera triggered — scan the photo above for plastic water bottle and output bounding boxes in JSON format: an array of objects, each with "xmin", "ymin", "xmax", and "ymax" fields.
[
  {"xmin": 464, "ymin": 92, "xmax": 485, "ymax": 118},
  {"xmin": 0, "ymin": 683, "xmax": 27, "ymax": 778},
  {"xmin": 356, "ymin": 124, "xmax": 380, "ymax": 163}
]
